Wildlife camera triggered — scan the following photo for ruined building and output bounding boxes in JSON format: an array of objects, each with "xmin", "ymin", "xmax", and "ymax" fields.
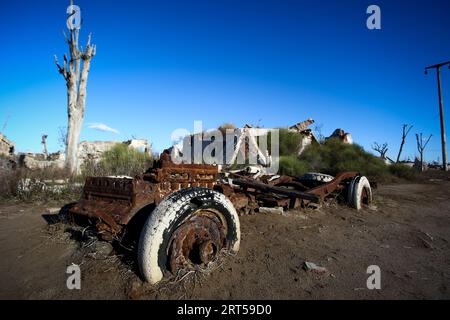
[
  {"xmin": 77, "ymin": 139, "xmax": 152, "ymax": 167},
  {"xmin": 0, "ymin": 133, "xmax": 15, "ymax": 156},
  {"xmin": 16, "ymin": 139, "xmax": 151, "ymax": 171},
  {"xmin": 288, "ymin": 119, "xmax": 319, "ymax": 155}
]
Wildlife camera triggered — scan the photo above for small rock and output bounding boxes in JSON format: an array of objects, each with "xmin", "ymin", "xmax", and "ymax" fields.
[
  {"xmin": 303, "ymin": 261, "xmax": 329, "ymax": 275},
  {"xmin": 127, "ymin": 278, "xmax": 143, "ymax": 300},
  {"xmin": 419, "ymin": 237, "xmax": 434, "ymax": 249},
  {"xmin": 95, "ymin": 241, "xmax": 114, "ymax": 257},
  {"xmin": 259, "ymin": 207, "xmax": 284, "ymax": 215},
  {"xmin": 46, "ymin": 208, "xmax": 61, "ymax": 214}
]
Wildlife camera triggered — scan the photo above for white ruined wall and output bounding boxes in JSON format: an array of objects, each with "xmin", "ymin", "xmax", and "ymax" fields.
[{"xmin": 77, "ymin": 139, "xmax": 152, "ymax": 171}]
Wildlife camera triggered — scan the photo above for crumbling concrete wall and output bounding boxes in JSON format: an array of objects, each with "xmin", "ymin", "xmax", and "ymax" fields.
[
  {"xmin": 288, "ymin": 119, "xmax": 319, "ymax": 155},
  {"xmin": 19, "ymin": 152, "xmax": 66, "ymax": 170},
  {"xmin": 0, "ymin": 133, "xmax": 15, "ymax": 156},
  {"xmin": 125, "ymin": 139, "xmax": 152, "ymax": 153},
  {"xmin": 17, "ymin": 139, "xmax": 152, "ymax": 172},
  {"xmin": 77, "ymin": 141, "xmax": 120, "ymax": 164},
  {"xmin": 77, "ymin": 139, "xmax": 152, "ymax": 169}
]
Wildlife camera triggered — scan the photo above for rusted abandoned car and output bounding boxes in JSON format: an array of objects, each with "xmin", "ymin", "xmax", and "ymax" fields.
[{"xmin": 70, "ymin": 152, "xmax": 372, "ymax": 284}]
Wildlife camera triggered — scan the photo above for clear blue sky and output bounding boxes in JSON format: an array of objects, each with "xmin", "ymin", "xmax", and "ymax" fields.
[{"xmin": 0, "ymin": 0, "xmax": 449, "ymax": 162}]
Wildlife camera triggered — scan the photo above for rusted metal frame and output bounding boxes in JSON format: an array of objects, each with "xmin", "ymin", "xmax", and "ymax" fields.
[
  {"xmin": 145, "ymin": 164, "xmax": 218, "ymax": 183},
  {"xmin": 231, "ymin": 178, "xmax": 320, "ymax": 203},
  {"xmin": 305, "ymin": 171, "xmax": 358, "ymax": 198}
]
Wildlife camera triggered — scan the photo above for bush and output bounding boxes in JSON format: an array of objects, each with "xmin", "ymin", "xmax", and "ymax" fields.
[
  {"xmin": 278, "ymin": 129, "xmax": 303, "ymax": 156},
  {"xmin": 81, "ymin": 143, "xmax": 153, "ymax": 178},
  {"xmin": 276, "ymin": 136, "xmax": 392, "ymax": 180},
  {"xmin": 389, "ymin": 163, "xmax": 417, "ymax": 180},
  {"xmin": 0, "ymin": 165, "xmax": 82, "ymax": 203},
  {"xmin": 300, "ymin": 138, "xmax": 390, "ymax": 179},
  {"xmin": 279, "ymin": 155, "xmax": 310, "ymax": 176}
]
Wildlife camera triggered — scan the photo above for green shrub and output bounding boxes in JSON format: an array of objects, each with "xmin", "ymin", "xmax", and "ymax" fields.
[
  {"xmin": 300, "ymin": 138, "xmax": 389, "ymax": 179},
  {"xmin": 81, "ymin": 143, "xmax": 152, "ymax": 178},
  {"xmin": 389, "ymin": 163, "xmax": 417, "ymax": 180},
  {"xmin": 278, "ymin": 129, "xmax": 303, "ymax": 156},
  {"xmin": 279, "ymin": 155, "xmax": 310, "ymax": 176}
]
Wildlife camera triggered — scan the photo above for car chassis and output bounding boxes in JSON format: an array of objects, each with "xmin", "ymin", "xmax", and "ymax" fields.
[{"xmin": 69, "ymin": 154, "xmax": 372, "ymax": 283}]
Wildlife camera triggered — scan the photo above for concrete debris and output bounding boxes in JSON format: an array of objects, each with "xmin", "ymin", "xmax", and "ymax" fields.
[
  {"xmin": 94, "ymin": 241, "xmax": 114, "ymax": 257},
  {"xmin": 289, "ymin": 118, "xmax": 315, "ymax": 132},
  {"xmin": 17, "ymin": 178, "xmax": 82, "ymax": 194},
  {"xmin": 303, "ymin": 261, "xmax": 329, "ymax": 275},
  {"xmin": 19, "ymin": 152, "xmax": 66, "ymax": 170},
  {"xmin": 0, "ymin": 133, "xmax": 15, "ymax": 156},
  {"xmin": 288, "ymin": 119, "xmax": 319, "ymax": 155},
  {"xmin": 328, "ymin": 129, "xmax": 353, "ymax": 144},
  {"xmin": 258, "ymin": 207, "xmax": 285, "ymax": 215}
]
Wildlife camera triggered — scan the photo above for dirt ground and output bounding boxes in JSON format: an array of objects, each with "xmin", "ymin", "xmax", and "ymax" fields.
[{"xmin": 1, "ymin": 178, "xmax": 449, "ymax": 300}]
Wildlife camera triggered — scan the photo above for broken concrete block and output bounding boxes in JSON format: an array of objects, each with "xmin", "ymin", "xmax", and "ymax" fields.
[
  {"xmin": 303, "ymin": 261, "xmax": 329, "ymax": 275},
  {"xmin": 259, "ymin": 207, "xmax": 284, "ymax": 215},
  {"xmin": 95, "ymin": 241, "xmax": 114, "ymax": 257}
]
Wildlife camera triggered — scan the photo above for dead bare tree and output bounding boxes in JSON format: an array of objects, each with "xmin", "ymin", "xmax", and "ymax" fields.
[
  {"xmin": 416, "ymin": 133, "xmax": 432, "ymax": 172},
  {"xmin": 372, "ymin": 142, "xmax": 389, "ymax": 159},
  {"xmin": 396, "ymin": 124, "xmax": 413, "ymax": 163},
  {"xmin": 54, "ymin": 0, "xmax": 96, "ymax": 175}
]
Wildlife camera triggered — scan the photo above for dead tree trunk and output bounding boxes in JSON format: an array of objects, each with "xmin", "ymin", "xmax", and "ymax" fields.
[
  {"xmin": 55, "ymin": 1, "xmax": 96, "ymax": 175},
  {"xmin": 416, "ymin": 133, "xmax": 432, "ymax": 172},
  {"xmin": 396, "ymin": 124, "xmax": 413, "ymax": 163}
]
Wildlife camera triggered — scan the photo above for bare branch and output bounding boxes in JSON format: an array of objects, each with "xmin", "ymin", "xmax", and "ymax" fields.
[
  {"xmin": 372, "ymin": 142, "xmax": 389, "ymax": 159},
  {"xmin": 63, "ymin": 30, "xmax": 69, "ymax": 43},
  {"xmin": 423, "ymin": 134, "xmax": 432, "ymax": 150},
  {"xmin": 396, "ymin": 124, "xmax": 414, "ymax": 163},
  {"xmin": 54, "ymin": 54, "xmax": 68, "ymax": 80},
  {"xmin": 416, "ymin": 133, "xmax": 432, "ymax": 172}
]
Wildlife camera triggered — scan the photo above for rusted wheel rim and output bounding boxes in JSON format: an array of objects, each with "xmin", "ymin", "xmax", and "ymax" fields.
[{"xmin": 168, "ymin": 211, "xmax": 226, "ymax": 274}]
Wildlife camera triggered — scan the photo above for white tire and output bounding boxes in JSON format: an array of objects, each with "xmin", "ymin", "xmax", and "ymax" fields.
[
  {"xmin": 349, "ymin": 176, "xmax": 372, "ymax": 210},
  {"xmin": 138, "ymin": 187, "xmax": 240, "ymax": 284}
]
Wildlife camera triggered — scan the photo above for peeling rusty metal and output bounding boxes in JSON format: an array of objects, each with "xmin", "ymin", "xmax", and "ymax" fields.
[
  {"xmin": 306, "ymin": 172, "xmax": 358, "ymax": 198},
  {"xmin": 70, "ymin": 155, "xmax": 218, "ymax": 239}
]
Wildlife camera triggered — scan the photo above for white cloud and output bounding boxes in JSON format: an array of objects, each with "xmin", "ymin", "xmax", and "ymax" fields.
[{"xmin": 88, "ymin": 123, "xmax": 120, "ymax": 134}]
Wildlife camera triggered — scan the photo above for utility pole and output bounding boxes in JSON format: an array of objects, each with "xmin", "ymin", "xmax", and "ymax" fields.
[{"xmin": 425, "ymin": 61, "xmax": 450, "ymax": 171}]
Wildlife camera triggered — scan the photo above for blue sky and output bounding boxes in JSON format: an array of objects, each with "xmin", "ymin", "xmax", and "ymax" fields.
[{"xmin": 0, "ymin": 0, "xmax": 449, "ymax": 161}]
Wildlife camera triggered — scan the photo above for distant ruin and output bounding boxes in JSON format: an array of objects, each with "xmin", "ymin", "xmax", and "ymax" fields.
[
  {"xmin": 2, "ymin": 136, "xmax": 152, "ymax": 173},
  {"xmin": 0, "ymin": 133, "xmax": 15, "ymax": 156}
]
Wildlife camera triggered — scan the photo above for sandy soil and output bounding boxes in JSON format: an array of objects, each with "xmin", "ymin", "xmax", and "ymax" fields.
[{"xmin": 1, "ymin": 179, "xmax": 449, "ymax": 300}]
